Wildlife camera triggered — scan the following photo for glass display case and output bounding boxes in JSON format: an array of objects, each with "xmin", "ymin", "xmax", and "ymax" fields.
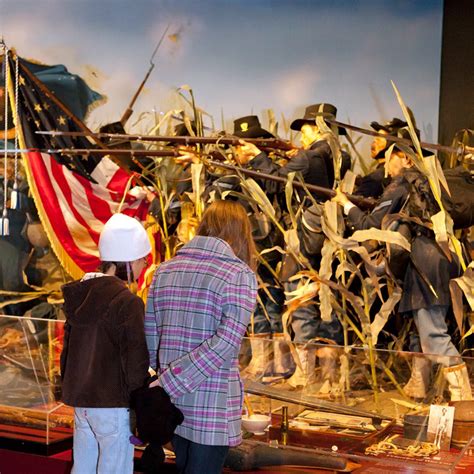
[
  {"xmin": 238, "ymin": 336, "xmax": 474, "ymax": 473},
  {"xmin": 1, "ymin": 313, "xmax": 473, "ymax": 471},
  {"xmin": 0, "ymin": 315, "xmax": 73, "ymax": 454}
]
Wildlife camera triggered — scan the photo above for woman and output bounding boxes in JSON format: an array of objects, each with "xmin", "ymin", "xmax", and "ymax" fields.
[
  {"xmin": 60, "ymin": 213, "xmax": 151, "ymax": 473},
  {"xmin": 145, "ymin": 200, "xmax": 257, "ymax": 474}
]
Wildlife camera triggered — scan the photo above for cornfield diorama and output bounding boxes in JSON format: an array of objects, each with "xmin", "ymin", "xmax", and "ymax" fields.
[{"xmin": 0, "ymin": 45, "xmax": 473, "ymax": 462}]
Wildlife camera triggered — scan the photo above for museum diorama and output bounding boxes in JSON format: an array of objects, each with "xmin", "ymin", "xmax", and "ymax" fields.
[{"xmin": 1, "ymin": 1, "xmax": 473, "ymax": 472}]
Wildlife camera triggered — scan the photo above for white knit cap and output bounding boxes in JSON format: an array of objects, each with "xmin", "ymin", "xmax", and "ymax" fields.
[{"xmin": 98, "ymin": 213, "xmax": 151, "ymax": 262}]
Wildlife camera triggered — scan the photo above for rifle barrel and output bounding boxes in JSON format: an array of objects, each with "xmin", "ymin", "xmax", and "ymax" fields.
[
  {"xmin": 36, "ymin": 130, "xmax": 295, "ymax": 150},
  {"xmin": 206, "ymin": 160, "xmax": 375, "ymax": 209},
  {"xmin": 329, "ymin": 119, "xmax": 473, "ymax": 155},
  {"xmin": 44, "ymin": 148, "xmax": 178, "ymax": 157}
]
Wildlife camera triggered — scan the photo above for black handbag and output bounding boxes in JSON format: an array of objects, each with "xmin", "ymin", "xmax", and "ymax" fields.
[{"xmin": 131, "ymin": 384, "xmax": 184, "ymax": 445}]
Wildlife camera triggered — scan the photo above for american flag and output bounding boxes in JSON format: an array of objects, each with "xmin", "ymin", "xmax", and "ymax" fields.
[{"xmin": 10, "ymin": 55, "xmax": 148, "ymax": 278}]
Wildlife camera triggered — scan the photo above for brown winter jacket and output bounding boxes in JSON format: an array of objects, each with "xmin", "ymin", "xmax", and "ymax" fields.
[{"xmin": 60, "ymin": 275, "xmax": 149, "ymax": 407}]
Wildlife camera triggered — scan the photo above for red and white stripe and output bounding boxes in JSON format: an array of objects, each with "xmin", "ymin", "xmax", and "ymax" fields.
[{"xmin": 26, "ymin": 151, "xmax": 148, "ymax": 273}]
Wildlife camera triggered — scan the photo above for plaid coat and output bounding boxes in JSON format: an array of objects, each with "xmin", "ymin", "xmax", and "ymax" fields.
[{"xmin": 145, "ymin": 236, "xmax": 257, "ymax": 446}]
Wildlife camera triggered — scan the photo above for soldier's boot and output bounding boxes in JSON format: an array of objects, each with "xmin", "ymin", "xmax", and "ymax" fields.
[
  {"xmin": 443, "ymin": 363, "xmax": 473, "ymax": 401},
  {"xmin": 272, "ymin": 333, "xmax": 295, "ymax": 378},
  {"xmin": 241, "ymin": 334, "xmax": 273, "ymax": 379},
  {"xmin": 403, "ymin": 356, "xmax": 432, "ymax": 399},
  {"xmin": 287, "ymin": 346, "xmax": 316, "ymax": 388},
  {"xmin": 316, "ymin": 345, "xmax": 340, "ymax": 394}
]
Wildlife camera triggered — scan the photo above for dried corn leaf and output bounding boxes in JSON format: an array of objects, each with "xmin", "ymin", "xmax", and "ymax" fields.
[
  {"xmin": 284, "ymin": 280, "xmax": 320, "ymax": 315},
  {"xmin": 147, "ymin": 109, "xmax": 180, "ymax": 137},
  {"xmin": 391, "ymin": 82, "xmax": 465, "ymax": 269},
  {"xmin": 190, "ymin": 163, "xmax": 204, "ymax": 218},
  {"xmin": 323, "ymin": 200, "xmax": 340, "ymax": 235},
  {"xmin": 319, "ymin": 240, "xmax": 337, "ymax": 322},
  {"xmin": 462, "ymin": 326, "xmax": 474, "ymax": 341},
  {"xmin": 390, "ymin": 398, "xmax": 422, "ymax": 410},
  {"xmin": 316, "ymin": 111, "xmax": 343, "ymax": 183},
  {"xmin": 260, "ymin": 245, "xmax": 286, "ymax": 256},
  {"xmin": 351, "ymin": 229, "xmax": 411, "ymax": 252},
  {"xmin": 450, "ymin": 262, "xmax": 474, "ymax": 334},
  {"xmin": 435, "ymin": 157, "xmax": 451, "ymax": 196},
  {"xmin": 391, "ymin": 81, "xmax": 424, "ymax": 159},
  {"xmin": 285, "ymin": 172, "xmax": 297, "ymax": 228},
  {"xmin": 430, "ymin": 210, "xmax": 450, "ymax": 247},
  {"xmin": 335, "ymin": 260, "xmax": 359, "ymax": 280},
  {"xmin": 280, "ymin": 112, "xmax": 290, "ymax": 138},
  {"xmin": 370, "ymin": 287, "xmax": 402, "ymax": 345},
  {"xmin": 423, "ymin": 155, "xmax": 444, "ymax": 209},
  {"xmin": 267, "ymin": 108, "xmax": 278, "ymax": 137},
  {"xmin": 241, "ymin": 178, "xmax": 276, "ymax": 218},
  {"xmin": 341, "ymin": 169, "xmax": 357, "ymax": 195},
  {"xmin": 284, "ymin": 228, "xmax": 300, "ymax": 255},
  {"xmin": 462, "ymin": 312, "xmax": 474, "ymax": 341}
]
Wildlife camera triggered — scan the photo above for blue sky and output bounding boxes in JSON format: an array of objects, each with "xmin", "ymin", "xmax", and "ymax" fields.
[{"xmin": 0, "ymin": 0, "xmax": 443, "ymax": 152}]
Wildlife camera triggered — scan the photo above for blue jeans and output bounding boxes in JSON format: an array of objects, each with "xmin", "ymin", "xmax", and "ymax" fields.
[
  {"xmin": 72, "ymin": 407, "xmax": 134, "ymax": 474},
  {"xmin": 410, "ymin": 305, "xmax": 461, "ymax": 367},
  {"xmin": 172, "ymin": 434, "xmax": 229, "ymax": 474}
]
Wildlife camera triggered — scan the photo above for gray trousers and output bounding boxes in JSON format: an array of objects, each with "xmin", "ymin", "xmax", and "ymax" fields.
[{"xmin": 410, "ymin": 305, "xmax": 461, "ymax": 367}]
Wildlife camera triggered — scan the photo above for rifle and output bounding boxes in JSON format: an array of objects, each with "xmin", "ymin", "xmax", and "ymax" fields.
[
  {"xmin": 328, "ymin": 119, "xmax": 474, "ymax": 156},
  {"xmin": 40, "ymin": 145, "xmax": 376, "ymax": 209},
  {"xmin": 37, "ymin": 130, "xmax": 296, "ymax": 151},
  {"xmin": 120, "ymin": 24, "xmax": 170, "ymax": 125},
  {"xmin": 37, "ymin": 122, "xmax": 474, "ymax": 156},
  {"xmin": 206, "ymin": 160, "xmax": 376, "ymax": 209}
]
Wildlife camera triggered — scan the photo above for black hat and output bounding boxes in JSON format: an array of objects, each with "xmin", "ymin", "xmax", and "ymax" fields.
[
  {"xmin": 290, "ymin": 103, "xmax": 346, "ymax": 135},
  {"xmin": 371, "ymin": 107, "xmax": 417, "ymax": 135},
  {"xmin": 99, "ymin": 121, "xmax": 126, "ymax": 135},
  {"xmin": 370, "ymin": 117, "xmax": 408, "ymax": 134},
  {"xmin": 233, "ymin": 115, "xmax": 274, "ymax": 139}
]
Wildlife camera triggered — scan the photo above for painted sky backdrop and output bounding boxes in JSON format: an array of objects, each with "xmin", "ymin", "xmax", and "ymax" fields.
[{"xmin": 1, "ymin": 0, "xmax": 443, "ymax": 151}]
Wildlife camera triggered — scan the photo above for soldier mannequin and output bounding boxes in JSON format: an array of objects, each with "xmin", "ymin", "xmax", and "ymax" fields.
[
  {"xmin": 236, "ymin": 104, "xmax": 350, "ymax": 388},
  {"xmin": 334, "ymin": 148, "xmax": 472, "ymax": 401},
  {"xmin": 231, "ymin": 116, "xmax": 290, "ymax": 380}
]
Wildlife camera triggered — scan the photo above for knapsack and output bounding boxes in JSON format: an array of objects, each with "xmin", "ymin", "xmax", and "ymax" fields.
[
  {"xmin": 405, "ymin": 167, "xmax": 474, "ymax": 229},
  {"xmin": 442, "ymin": 166, "xmax": 474, "ymax": 229}
]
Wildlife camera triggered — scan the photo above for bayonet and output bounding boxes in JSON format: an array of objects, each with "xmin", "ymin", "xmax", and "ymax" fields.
[{"xmin": 120, "ymin": 24, "xmax": 171, "ymax": 125}]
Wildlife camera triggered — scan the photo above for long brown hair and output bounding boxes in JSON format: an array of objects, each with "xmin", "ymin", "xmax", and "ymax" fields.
[{"xmin": 196, "ymin": 200, "xmax": 256, "ymax": 270}]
